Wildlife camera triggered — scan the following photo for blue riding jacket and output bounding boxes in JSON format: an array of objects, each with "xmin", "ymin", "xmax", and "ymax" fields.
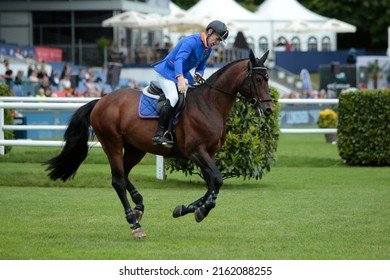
[{"xmin": 152, "ymin": 33, "xmax": 212, "ymax": 85}]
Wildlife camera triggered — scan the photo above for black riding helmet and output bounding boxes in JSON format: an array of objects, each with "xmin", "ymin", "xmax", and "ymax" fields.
[{"xmin": 206, "ymin": 20, "xmax": 229, "ymax": 41}]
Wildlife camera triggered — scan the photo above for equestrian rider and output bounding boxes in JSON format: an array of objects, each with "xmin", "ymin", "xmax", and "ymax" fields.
[{"xmin": 151, "ymin": 20, "xmax": 229, "ymax": 147}]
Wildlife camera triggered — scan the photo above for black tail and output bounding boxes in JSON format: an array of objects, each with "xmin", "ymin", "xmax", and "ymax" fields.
[{"xmin": 45, "ymin": 99, "xmax": 99, "ymax": 181}]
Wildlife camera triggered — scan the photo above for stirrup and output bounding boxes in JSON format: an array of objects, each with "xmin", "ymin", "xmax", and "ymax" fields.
[{"xmin": 161, "ymin": 131, "xmax": 174, "ymax": 148}]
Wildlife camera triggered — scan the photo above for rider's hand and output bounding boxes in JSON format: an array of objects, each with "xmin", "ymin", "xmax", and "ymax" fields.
[{"xmin": 177, "ymin": 75, "xmax": 188, "ymax": 94}]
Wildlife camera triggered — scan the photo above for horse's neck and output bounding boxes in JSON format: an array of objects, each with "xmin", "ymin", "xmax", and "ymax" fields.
[{"xmin": 199, "ymin": 65, "xmax": 245, "ymax": 119}]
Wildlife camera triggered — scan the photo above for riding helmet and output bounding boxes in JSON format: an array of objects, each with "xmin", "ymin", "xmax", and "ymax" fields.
[{"xmin": 206, "ymin": 20, "xmax": 229, "ymax": 41}]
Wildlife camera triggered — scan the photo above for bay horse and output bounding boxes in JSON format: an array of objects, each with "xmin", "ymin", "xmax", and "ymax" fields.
[{"xmin": 45, "ymin": 49, "xmax": 273, "ymax": 239}]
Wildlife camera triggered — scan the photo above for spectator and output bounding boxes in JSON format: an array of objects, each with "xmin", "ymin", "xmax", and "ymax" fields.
[
  {"xmin": 40, "ymin": 75, "xmax": 51, "ymax": 91},
  {"xmin": 35, "ymin": 87, "xmax": 46, "ymax": 98},
  {"xmin": 346, "ymin": 48, "xmax": 357, "ymax": 65},
  {"xmin": 318, "ymin": 89, "xmax": 328, "ymax": 99},
  {"xmin": 60, "ymin": 63, "xmax": 72, "ymax": 80},
  {"xmin": 84, "ymin": 76, "xmax": 101, "ymax": 97},
  {"xmin": 59, "ymin": 74, "xmax": 74, "ymax": 96},
  {"xmin": 49, "ymin": 70, "xmax": 60, "ymax": 87},
  {"xmin": 285, "ymin": 40, "xmax": 292, "ymax": 51},
  {"xmin": 37, "ymin": 60, "xmax": 48, "ymax": 79},
  {"xmin": 14, "ymin": 70, "xmax": 25, "ymax": 85},
  {"xmin": 119, "ymin": 38, "xmax": 128, "ymax": 64},
  {"xmin": 44, "ymin": 88, "xmax": 53, "ymax": 97},
  {"xmin": 109, "ymin": 41, "xmax": 120, "ymax": 62},
  {"xmin": 27, "ymin": 63, "xmax": 36, "ymax": 77},
  {"xmin": 1, "ymin": 59, "xmax": 14, "ymax": 87},
  {"xmin": 14, "ymin": 49, "xmax": 25, "ymax": 60},
  {"xmin": 28, "ymin": 70, "xmax": 40, "ymax": 85},
  {"xmin": 78, "ymin": 67, "xmax": 87, "ymax": 84}
]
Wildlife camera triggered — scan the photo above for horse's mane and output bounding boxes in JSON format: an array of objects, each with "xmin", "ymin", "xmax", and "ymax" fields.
[{"xmin": 193, "ymin": 58, "xmax": 247, "ymax": 89}]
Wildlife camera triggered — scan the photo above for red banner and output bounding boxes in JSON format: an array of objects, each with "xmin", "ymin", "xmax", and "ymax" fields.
[{"xmin": 34, "ymin": 46, "xmax": 63, "ymax": 62}]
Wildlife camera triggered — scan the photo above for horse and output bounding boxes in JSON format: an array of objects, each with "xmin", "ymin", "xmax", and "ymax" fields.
[{"xmin": 45, "ymin": 49, "xmax": 273, "ymax": 239}]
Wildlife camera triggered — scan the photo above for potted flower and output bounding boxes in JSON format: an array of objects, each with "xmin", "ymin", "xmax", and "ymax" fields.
[{"xmin": 317, "ymin": 108, "xmax": 337, "ymax": 143}]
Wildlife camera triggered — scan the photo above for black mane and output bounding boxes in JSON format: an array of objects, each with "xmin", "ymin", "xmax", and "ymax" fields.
[{"xmin": 193, "ymin": 58, "xmax": 247, "ymax": 89}]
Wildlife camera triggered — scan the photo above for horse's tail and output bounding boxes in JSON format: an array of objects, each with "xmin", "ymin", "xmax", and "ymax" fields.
[{"xmin": 45, "ymin": 99, "xmax": 99, "ymax": 181}]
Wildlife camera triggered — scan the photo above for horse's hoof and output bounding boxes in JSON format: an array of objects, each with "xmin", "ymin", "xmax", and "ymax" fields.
[
  {"xmin": 194, "ymin": 207, "xmax": 207, "ymax": 223},
  {"xmin": 132, "ymin": 227, "xmax": 146, "ymax": 240},
  {"xmin": 173, "ymin": 205, "xmax": 186, "ymax": 218},
  {"xmin": 134, "ymin": 209, "xmax": 143, "ymax": 222}
]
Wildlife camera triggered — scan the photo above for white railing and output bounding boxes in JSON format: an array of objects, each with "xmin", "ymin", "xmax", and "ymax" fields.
[
  {"xmin": 0, "ymin": 97, "xmax": 339, "ymax": 149},
  {"xmin": 0, "ymin": 97, "xmax": 338, "ymax": 179},
  {"xmin": 0, "ymin": 97, "xmax": 100, "ymax": 155}
]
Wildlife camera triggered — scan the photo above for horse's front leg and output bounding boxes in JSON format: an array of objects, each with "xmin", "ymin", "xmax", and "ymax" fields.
[{"xmin": 173, "ymin": 150, "xmax": 223, "ymax": 222}]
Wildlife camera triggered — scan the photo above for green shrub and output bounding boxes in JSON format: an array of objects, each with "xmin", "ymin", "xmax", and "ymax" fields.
[
  {"xmin": 0, "ymin": 84, "xmax": 14, "ymax": 154},
  {"xmin": 167, "ymin": 87, "xmax": 281, "ymax": 180},
  {"xmin": 338, "ymin": 89, "xmax": 390, "ymax": 166}
]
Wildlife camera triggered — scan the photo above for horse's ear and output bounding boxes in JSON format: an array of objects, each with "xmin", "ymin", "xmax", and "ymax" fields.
[
  {"xmin": 249, "ymin": 49, "xmax": 256, "ymax": 63},
  {"xmin": 260, "ymin": 50, "xmax": 269, "ymax": 64}
]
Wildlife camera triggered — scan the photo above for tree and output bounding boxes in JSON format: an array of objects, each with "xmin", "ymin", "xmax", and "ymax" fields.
[
  {"xmin": 299, "ymin": 0, "xmax": 390, "ymax": 51},
  {"xmin": 167, "ymin": 87, "xmax": 280, "ymax": 180}
]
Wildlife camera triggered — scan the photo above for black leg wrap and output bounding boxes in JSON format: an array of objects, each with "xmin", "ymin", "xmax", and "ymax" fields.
[
  {"xmin": 125, "ymin": 209, "xmax": 136, "ymax": 225},
  {"xmin": 173, "ymin": 205, "xmax": 188, "ymax": 218},
  {"xmin": 204, "ymin": 191, "xmax": 217, "ymax": 210},
  {"xmin": 130, "ymin": 189, "xmax": 143, "ymax": 205},
  {"xmin": 131, "ymin": 222, "xmax": 141, "ymax": 230},
  {"xmin": 195, "ymin": 207, "xmax": 208, "ymax": 223}
]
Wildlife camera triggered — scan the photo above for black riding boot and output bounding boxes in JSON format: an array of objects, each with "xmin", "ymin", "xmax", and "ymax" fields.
[{"xmin": 152, "ymin": 101, "xmax": 174, "ymax": 147}]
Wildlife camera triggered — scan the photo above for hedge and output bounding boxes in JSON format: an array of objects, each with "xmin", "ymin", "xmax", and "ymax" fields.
[
  {"xmin": 167, "ymin": 87, "xmax": 281, "ymax": 180},
  {"xmin": 0, "ymin": 84, "xmax": 14, "ymax": 154},
  {"xmin": 338, "ymin": 89, "xmax": 390, "ymax": 166}
]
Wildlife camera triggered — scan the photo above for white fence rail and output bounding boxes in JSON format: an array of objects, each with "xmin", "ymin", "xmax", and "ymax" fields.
[
  {"xmin": 0, "ymin": 97, "xmax": 339, "ymax": 152},
  {"xmin": 1, "ymin": 97, "xmax": 338, "ymax": 180}
]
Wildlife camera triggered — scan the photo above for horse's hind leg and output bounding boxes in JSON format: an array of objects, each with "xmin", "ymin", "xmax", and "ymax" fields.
[
  {"xmin": 123, "ymin": 143, "xmax": 146, "ymax": 225},
  {"xmin": 102, "ymin": 140, "xmax": 146, "ymax": 239}
]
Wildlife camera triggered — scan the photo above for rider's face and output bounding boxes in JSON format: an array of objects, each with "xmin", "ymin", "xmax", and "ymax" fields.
[{"xmin": 207, "ymin": 32, "xmax": 222, "ymax": 47}]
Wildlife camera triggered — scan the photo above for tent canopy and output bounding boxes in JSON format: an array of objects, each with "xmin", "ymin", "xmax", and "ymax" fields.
[
  {"xmin": 255, "ymin": 0, "xmax": 328, "ymax": 22},
  {"xmin": 188, "ymin": 0, "xmax": 259, "ymax": 21}
]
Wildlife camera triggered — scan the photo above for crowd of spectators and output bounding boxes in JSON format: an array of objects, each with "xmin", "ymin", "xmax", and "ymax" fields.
[
  {"xmin": 281, "ymin": 88, "xmax": 336, "ymax": 99},
  {"xmin": 0, "ymin": 57, "xmax": 111, "ymax": 98}
]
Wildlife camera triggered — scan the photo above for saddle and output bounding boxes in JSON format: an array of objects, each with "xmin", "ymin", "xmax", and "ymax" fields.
[{"xmin": 139, "ymin": 81, "xmax": 186, "ymax": 139}]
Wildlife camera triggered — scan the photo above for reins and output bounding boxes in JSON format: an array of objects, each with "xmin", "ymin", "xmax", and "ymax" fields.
[{"xmin": 197, "ymin": 62, "xmax": 272, "ymax": 107}]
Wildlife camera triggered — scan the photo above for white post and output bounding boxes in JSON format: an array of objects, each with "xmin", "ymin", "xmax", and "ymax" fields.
[
  {"xmin": 156, "ymin": 155, "xmax": 166, "ymax": 180},
  {"xmin": 0, "ymin": 107, "xmax": 4, "ymax": 155}
]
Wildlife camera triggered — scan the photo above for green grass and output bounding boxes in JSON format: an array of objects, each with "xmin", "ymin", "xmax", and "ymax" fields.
[{"xmin": 0, "ymin": 134, "xmax": 389, "ymax": 260}]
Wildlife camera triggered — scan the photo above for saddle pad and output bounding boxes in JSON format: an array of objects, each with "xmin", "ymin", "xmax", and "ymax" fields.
[
  {"xmin": 138, "ymin": 94, "xmax": 159, "ymax": 118},
  {"xmin": 138, "ymin": 94, "xmax": 181, "ymax": 125}
]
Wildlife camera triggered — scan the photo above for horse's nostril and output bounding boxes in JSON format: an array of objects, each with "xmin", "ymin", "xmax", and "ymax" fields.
[{"xmin": 265, "ymin": 107, "xmax": 273, "ymax": 116}]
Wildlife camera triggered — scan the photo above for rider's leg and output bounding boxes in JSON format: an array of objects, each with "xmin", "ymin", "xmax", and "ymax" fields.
[
  {"xmin": 152, "ymin": 99, "xmax": 174, "ymax": 145},
  {"xmin": 152, "ymin": 74, "xmax": 178, "ymax": 146}
]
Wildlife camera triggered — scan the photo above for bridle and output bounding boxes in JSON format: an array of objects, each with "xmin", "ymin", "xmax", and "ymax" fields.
[{"xmin": 197, "ymin": 60, "xmax": 273, "ymax": 108}]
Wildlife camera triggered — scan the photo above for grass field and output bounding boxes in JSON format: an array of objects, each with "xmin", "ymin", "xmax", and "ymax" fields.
[{"xmin": 0, "ymin": 134, "xmax": 389, "ymax": 260}]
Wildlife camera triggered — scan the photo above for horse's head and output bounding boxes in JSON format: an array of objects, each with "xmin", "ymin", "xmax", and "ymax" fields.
[{"xmin": 238, "ymin": 49, "xmax": 273, "ymax": 117}]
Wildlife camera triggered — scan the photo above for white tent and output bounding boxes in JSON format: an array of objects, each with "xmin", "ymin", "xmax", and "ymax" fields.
[
  {"xmin": 321, "ymin": 18, "xmax": 357, "ymax": 33},
  {"xmin": 102, "ymin": 11, "xmax": 163, "ymax": 29},
  {"xmin": 255, "ymin": 0, "xmax": 356, "ymax": 52},
  {"xmin": 255, "ymin": 0, "xmax": 328, "ymax": 22},
  {"xmin": 186, "ymin": 0, "xmax": 260, "ymax": 51},
  {"xmin": 188, "ymin": 0, "xmax": 259, "ymax": 21}
]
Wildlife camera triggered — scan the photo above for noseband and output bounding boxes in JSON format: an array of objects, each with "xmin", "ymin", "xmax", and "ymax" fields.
[{"xmin": 239, "ymin": 62, "xmax": 272, "ymax": 108}]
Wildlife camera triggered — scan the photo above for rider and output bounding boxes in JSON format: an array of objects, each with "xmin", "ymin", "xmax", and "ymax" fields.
[{"xmin": 151, "ymin": 20, "xmax": 229, "ymax": 146}]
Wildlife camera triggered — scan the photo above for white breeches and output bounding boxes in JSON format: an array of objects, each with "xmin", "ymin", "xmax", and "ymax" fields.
[{"xmin": 156, "ymin": 73, "xmax": 179, "ymax": 107}]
